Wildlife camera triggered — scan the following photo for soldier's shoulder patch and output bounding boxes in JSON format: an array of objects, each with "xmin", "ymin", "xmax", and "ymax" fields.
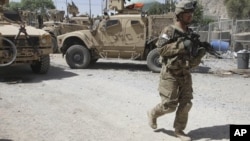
[
  {"xmin": 161, "ymin": 33, "xmax": 169, "ymax": 40},
  {"xmin": 164, "ymin": 26, "xmax": 175, "ymax": 38}
]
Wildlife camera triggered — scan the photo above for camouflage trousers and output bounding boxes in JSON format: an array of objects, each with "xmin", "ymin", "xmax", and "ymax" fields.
[{"xmin": 154, "ymin": 67, "xmax": 193, "ymax": 130}]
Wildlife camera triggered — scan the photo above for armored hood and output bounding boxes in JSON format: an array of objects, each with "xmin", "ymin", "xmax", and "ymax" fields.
[{"xmin": 0, "ymin": 24, "xmax": 49, "ymax": 36}]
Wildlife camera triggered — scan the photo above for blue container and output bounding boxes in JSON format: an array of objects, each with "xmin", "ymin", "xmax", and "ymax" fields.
[{"xmin": 210, "ymin": 40, "xmax": 229, "ymax": 51}]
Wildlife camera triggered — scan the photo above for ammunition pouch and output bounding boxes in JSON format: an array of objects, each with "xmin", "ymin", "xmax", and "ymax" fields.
[
  {"xmin": 163, "ymin": 56, "xmax": 190, "ymax": 70},
  {"xmin": 157, "ymin": 37, "xmax": 170, "ymax": 48}
]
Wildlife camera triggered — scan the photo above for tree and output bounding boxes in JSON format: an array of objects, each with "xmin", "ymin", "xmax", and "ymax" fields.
[
  {"xmin": 224, "ymin": 0, "xmax": 250, "ymax": 19},
  {"xmin": 146, "ymin": 0, "xmax": 213, "ymax": 27},
  {"xmin": 145, "ymin": 0, "xmax": 176, "ymax": 15},
  {"xmin": 21, "ymin": 0, "xmax": 55, "ymax": 13},
  {"xmin": 7, "ymin": 2, "xmax": 21, "ymax": 11},
  {"xmin": 8, "ymin": 0, "xmax": 55, "ymax": 14},
  {"xmin": 192, "ymin": 1, "xmax": 203, "ymax": 25}
]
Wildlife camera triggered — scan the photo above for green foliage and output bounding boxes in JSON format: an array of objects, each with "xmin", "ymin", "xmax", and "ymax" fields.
[
  {"xmin": 146, "ymin": 1, "xmax": 176, "ymax": 15},
  {"xmin": 200, "ymin": 17, "xmax": 214, "ymax": 26},
  {"xmin": 8, "ymin": 0, "xmax": 55, "ymax": 13},
  {"xmin": 7, "ymin": 2, "xmax": 21, "ymax": 11},
  {"xmin": 147, "ymin": 1, "xmax": 213, "ymax": 27},
  {"xmin": 224, "ymin": 0, "xmax": 250, "ymax": 19},
  {"xmin": 192, "ymin": 1, "xmax": 203, "ymax": 25}
]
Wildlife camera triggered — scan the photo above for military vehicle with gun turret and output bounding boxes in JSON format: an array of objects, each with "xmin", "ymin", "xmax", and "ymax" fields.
[
  {"xmin": 0, "ymin": 0, "xmax": 53, "ymax": 74},
  {"xmin": 57, "ymin": 0, "xmax": 174, "ymax": 72},
  {"xmin": 42, "ymin": 1, "xmax": 92, "ymax": 53}
]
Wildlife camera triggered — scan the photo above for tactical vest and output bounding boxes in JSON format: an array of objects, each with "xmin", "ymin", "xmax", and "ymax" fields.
[{"xmin": 159, "ymin": 25, "xmax": 193, "ymax": 70}]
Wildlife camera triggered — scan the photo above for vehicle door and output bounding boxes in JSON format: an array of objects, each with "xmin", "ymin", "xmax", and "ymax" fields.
[
  {"xmin": 100, "ymin": 18, "xmax": 123, "ymax": 48},
  {"xmin": 124, "ymin": 17, "xmax": 145, "ymax": 48}
]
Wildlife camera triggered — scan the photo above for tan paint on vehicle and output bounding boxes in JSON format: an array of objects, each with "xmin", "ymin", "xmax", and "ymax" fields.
[
  {"xmin": 0, "ymin": 0, "xmax": 53, "ymax": 73},
  {"xmin": 57, "ymin": 0, "xmax": 174, "ymax": 72}
]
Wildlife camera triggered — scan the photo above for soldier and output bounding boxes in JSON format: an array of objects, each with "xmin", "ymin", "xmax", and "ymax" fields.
[{"xmin": 147, "ymin": 0, "xmax": 206, "ymax": 141}]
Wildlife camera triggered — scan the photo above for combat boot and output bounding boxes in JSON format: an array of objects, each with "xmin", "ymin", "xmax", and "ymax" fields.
[
  {"xmin": 147, "ymin": 110, "xmax": 157, "ymax": 129},
  {"xmin": 174, "ymin": 129, "xmax": 191, "ymax": 141},
  {"xmin": 147, "ymin": 104, "xmax": 175, "ymax": 129}
]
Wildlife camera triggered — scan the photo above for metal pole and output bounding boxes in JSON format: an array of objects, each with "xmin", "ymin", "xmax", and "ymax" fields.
[
  {"xmin": 89, "ymin": 0, "xmax": 92, "ymax": 17},
  {"xmin": 106, "ymin": 0, "xmax": 108, "ymax": 10},
  {"xmin": 101, "ymin": 0, "xmax": 103, "ymax": 14},
  {"xmin": 170, "ymin": 0, "xmax": 172, "ymax": 12},
  {"xmin": 66, "ymin": 0, "xmax": 69, "ymax": 18},
  {"xmin": 164, "ymin": 0, "xmax": 167, "ymax": 13},
  {"xmin": 105, "ymin": 0, "xmax": 108, "ymax": 12},
  {"xmin": 103, "ymin": 0, "xmax": 108, "ymax": 14}
]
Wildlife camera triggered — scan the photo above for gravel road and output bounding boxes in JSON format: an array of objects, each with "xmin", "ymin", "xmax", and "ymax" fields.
[{"xmin": 0, "ymin": 54, "xmax": 250, "ymax": 141}]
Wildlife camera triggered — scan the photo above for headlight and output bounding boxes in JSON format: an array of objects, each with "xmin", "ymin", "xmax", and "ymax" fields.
[{"xmin": 40, "ymin": 34, "xmax": 51, "ymax": 45}]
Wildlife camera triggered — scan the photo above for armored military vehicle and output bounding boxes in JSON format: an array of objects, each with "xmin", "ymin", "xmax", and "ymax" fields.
[
  {"xmin": 57, "ymin": 0, "xmax": 174, "ymax": 72},
  {"xmin": 42, "ymin": 10, "xmax": 91, "ymax": 37},
  {"xmin": 0, "ymin": 0, "xmax": 53, "ymax": 74},
  {"xmin": 42, "ymin": 2, "xmax": 92, "ymax": 53}
]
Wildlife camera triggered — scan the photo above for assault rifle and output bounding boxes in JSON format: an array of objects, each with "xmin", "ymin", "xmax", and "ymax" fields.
[{"xmin": 173, "ymin": 29, "xmax": 222, "ymax": 59}]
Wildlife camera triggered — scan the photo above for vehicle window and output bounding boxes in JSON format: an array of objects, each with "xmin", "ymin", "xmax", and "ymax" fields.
[
  {"xmin": 131, "ymin": 20, "xmax": 140, "ymax": 25},
  {"xmin": 106, "ymin": 20, "xmax": 119, "ymax": 28}
]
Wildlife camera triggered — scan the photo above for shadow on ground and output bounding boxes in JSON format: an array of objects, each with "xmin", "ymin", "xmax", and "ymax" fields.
[
  {"xmin": 188, "ymin": 124, "xmax": 229, "ymax": 140},
  {"xmin": 191, "ymin": 66, "xmax": 212, "ymax": 73},
  {"xmin": 0, "ymin": 139, "xmax": 13, "ymax": 141},
  {"xmin": 154, "ymin": 124, "xmax": 229, "ymax": 140},
  {"xmin": 0, "ymin": 65, "xmax": 78, "ymax": 84},
  {"xmin": 89, "ymin": 61, "xmax": 213, "ymax": 73},
  {"xmin": 89, "ymin": 61, "xmax": 150, "ymax": 72},
  {"xmin": 154, "ymin": 128, "xmax": 176, "ymax": 138}
]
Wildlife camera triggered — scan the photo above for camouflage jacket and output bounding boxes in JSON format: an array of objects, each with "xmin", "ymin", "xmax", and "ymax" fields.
[{"xmin": 156, "ymin": 24, "xmax": 205, "ymax": 70}]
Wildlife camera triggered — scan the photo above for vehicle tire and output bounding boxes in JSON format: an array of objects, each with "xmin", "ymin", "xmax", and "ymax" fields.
[
  {"xmin": 30, "ymin": 55, "xmax": 50, "ymax": 74},
  {"xmin": 51, "ymin": 35, "xmax": 58, "ymax": 53},
  {"xmin": 146, "ymin": 48, "xmax": 161, "ymax": 73},
  {"xmin": 65, "ymin": 45, "xmax": 91, "ymax": 69},
  {"xmin": 90, "ymin": 58, "xmax": 99, "ymax": 65}
]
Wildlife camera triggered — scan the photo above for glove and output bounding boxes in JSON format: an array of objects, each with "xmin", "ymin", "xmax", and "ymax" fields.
[
  {"xmin": 189, "ymin": 47, "xmax": 206, "ymax": 67},
  {"xmin": 197, "ymin": 47, "xmax": 206, "ymax": 57},
  {"xmin": 183, "ymin": 39, "xmax": 193, "ymax": 52}
]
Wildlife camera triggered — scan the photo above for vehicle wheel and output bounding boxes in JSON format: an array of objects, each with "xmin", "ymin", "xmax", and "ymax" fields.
[
  {"xmin": 30, "ymin": 55, "xmax": 50, "ymax": 74},
  {"xmin": 146, "ymin": 48, "xmax": 161, "ymax": 73},
  {"xmin": 65, "ymin": 45, "xmax": 91, "ymax": 69},
  {"xmin": 90, "ymin": 58, "xmax": 99, "ymax": 65},
  {"xmin": 51, "ymin": 35, "xmax": 58, "ymax": 53}
]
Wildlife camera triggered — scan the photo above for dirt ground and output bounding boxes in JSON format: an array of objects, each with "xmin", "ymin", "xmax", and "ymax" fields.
[{"xmin": 0, "ymin": 54, "xmax": 250, "ymax": 141}]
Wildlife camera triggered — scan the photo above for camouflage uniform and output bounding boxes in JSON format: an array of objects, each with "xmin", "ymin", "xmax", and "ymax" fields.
[
  {"xmin": 147, "ymin": 24, "xmax": 206, "ymax": 141},
  {"xmin": 148, "ymin": 0, "xmax": 206, "ymax": 140}
]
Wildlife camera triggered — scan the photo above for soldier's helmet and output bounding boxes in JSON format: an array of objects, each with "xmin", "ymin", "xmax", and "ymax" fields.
[{"xmin": 175, "ymin": 0, "xmax": 197, "ymax": 16}]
